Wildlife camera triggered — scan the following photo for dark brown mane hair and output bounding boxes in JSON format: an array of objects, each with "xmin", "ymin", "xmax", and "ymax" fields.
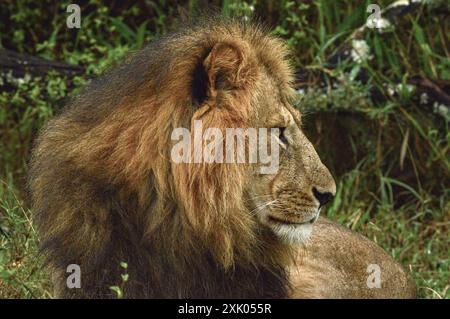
[{"xmin": 29, "ymin": 15, "xmax": 294, "ymax": 298}]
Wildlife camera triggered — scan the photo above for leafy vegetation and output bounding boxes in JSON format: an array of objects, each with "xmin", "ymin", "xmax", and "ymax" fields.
[{"xmin": 0, "ymin": 0, "xmax": 448, "ymax": 298}]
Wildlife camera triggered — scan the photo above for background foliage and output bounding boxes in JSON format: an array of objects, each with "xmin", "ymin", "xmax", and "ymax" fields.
[{"xmin": 0, "ymin": 0, "xmax": 448, "ymax": 298}]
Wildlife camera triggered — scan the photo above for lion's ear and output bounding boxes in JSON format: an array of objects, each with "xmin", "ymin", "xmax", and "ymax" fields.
[{"xmin": 203, "ymin": 41, "xmax": 253, "ymax": 97}]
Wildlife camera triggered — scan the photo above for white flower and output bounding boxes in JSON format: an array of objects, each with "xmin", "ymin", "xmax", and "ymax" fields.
[
  {"xmin": 375, "ymin": 18, "xmax": 392, "ymax": 32},
  {"xmin": 396, "ymin": 83, "xmax": 414, "ymax": 94},
  {"xmin": 387, "ymin": 86, "xmax": 395, "ymax": 96},
  {"xmin": 433, "ymin": 102, "xmax": 449, "ymax": 119},
  {"xmin": 420, "ymin": 92, "xmax": 429, "ymax": 105},
  {"xmin": 366, "ymin": 16, "xmax": 392, "ymax": 30},
  {"xmin": 351, "ymin": 39, "xmax": 372, "ymax": 63}
]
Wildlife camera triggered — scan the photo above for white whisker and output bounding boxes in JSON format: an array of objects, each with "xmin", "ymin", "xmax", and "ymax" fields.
[{"xmin": 248, "ymin": 199, "xmax": 277, "ymax": 216}]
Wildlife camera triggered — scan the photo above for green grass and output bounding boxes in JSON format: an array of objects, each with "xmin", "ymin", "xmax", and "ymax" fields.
[
  {"xmin": 0, "ymin": 0, "xmax": 449, "ymax": 298},
  {"xmin": 0, "ymin": 178, "xmax": 51, "ymax": 298}
]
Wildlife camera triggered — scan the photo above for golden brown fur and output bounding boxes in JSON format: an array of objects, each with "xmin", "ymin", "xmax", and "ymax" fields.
[
  {"xmin": 290, "ymin": 218, "xmax": 416, "ymax": 298},
  {"xmin": 29, "ymin": 17, "xmax": 416, "ymax": 298}
]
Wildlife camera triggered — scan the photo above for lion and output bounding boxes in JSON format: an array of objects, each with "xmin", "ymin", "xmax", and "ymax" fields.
[{"xmin": 28, "ymin": 17, "xmax": 416, "ymax": 298}]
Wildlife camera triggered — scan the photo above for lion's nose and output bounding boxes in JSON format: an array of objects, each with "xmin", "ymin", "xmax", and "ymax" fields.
[{"xmin": 312, "ymin": 187, "xmax": 334, "ymax": 207}]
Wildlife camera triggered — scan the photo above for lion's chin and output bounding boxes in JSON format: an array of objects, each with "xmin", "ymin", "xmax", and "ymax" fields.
[{"xmin": 270, "ymin": 223, "xmax": 313, "ymax": 245}]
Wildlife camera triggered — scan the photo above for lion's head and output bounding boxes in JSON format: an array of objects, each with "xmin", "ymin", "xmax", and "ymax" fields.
[{"xmin": 247, "ymin": 75, "xmax": 336, "ymax": 245}]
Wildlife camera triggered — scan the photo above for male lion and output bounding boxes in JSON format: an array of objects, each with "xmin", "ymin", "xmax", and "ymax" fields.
[{"xmin": 29, "ymin": 17, "xmax": 416, "ymax": 298}]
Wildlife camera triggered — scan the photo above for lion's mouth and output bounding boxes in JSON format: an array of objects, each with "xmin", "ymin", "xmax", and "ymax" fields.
[{"xmin": 268, "ymin": 214, "xmax": 317, "ymax": 225}]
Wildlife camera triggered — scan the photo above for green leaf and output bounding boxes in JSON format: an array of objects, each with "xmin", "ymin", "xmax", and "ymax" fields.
[
  {"xmin": 120, "ymin": 262, "xmax": 128, "ymax": 269},
  {"xmin": 109, "ymin": 286, "xmax": 124, "ymax": 299}
]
